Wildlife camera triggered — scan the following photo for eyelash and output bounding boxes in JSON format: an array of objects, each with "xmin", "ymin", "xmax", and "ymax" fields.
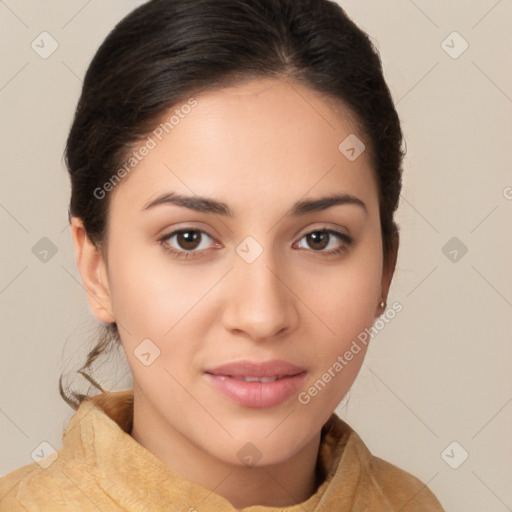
[{"xmin": 157, "ymin": 228, "xmax": 353, "ymax": 260}]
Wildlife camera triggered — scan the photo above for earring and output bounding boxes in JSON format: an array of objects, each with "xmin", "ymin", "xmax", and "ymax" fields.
[{"xmin": 379, "ymin": 299, "xmax": 386, "ymax": 310}]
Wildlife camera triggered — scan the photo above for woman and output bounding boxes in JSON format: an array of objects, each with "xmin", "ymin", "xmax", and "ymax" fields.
[{"xmin": 0, "ymin": 0, "xmax": 445, "ymax": 510}]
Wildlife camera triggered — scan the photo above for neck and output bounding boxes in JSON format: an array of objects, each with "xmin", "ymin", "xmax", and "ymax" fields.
[{"xmin": 130, "ymin": 389, "xmax": 322, "ymax": 509}]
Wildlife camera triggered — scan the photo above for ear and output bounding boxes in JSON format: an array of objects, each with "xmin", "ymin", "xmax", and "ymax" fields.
[
  {"xmin": 376, "ymin": 231, "xmax": 399, "ymax": 316},
  {"xmin": 70, "ymin": 216, "xmax": 115, "ymax": 324}
]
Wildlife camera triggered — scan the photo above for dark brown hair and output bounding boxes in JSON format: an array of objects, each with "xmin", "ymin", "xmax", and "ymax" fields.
[{"xmin": 61, "ymin": 0, "xmax": 404, "ymax": 408}]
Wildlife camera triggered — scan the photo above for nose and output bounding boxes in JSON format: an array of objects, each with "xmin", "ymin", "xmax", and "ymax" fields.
[{"xmin": 221, "ymin": 248, "xmax": 299, "ymax": 342}]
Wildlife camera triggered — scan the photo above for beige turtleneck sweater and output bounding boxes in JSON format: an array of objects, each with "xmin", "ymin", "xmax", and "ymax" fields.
[{"xmin": 0, "ymin": 390, "xmax": 444, "ymax": 511}]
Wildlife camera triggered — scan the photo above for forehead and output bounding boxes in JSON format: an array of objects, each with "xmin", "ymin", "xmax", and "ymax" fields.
[{"xmin": 109, "ymin": 77, "xmax": 378, "ymax": 217}]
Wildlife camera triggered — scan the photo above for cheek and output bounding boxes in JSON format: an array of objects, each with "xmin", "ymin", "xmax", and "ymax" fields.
[
  {"xmin": 106, "ymin": 249, "xmax": 201, "ymax": 395},
  {"xmin": 105, "ymin": 237, "xmax": 222, "ymax": 383},
  {"xmin": 106, "ymin": 238, "xmax": 197, "ymax": 342},
  {"xmin": 297, "ymin": 278, "xmax": 379, "ymax": 415},
  {"xmin": 296, "ymin": 233, "xmax": 382, "ymax": 394},
  {"xmin": 109, "ymin": 237, "xmax": 211, "ymax": 330},
  {"xmin": 305, "ymin": 245, "xmax": 382, "ymax": 339}
]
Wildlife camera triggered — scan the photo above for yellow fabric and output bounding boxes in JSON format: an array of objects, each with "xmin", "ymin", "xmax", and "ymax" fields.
[{"xmin": 0, "ymin": 390, "xmax": 444, "ymax": 511}]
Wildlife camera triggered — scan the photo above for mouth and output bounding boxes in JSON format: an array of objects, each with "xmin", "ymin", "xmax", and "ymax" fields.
[
  {"xmin": 203, "ymin": 359, "xmax": 307, "ymax": 408},
  {"xmin": 205, "ymin": 358, "xmax": 306, "ymax": 378}
]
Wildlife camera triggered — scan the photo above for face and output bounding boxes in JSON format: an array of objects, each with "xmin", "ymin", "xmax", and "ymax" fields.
[{"xmin": 73, "ymin": 77, "xmax": 395, "ymax": 468}]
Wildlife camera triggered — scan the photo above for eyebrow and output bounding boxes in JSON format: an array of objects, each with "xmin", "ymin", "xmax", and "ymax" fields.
[{"xmin": 142, "ymin": 192, "xmax": 367, "ymax": 216}]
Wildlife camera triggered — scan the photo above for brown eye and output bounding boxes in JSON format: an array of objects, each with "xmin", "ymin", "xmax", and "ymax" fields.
[
  {"xmin": 159, "ymin": 229, "xmax": 217, "ymax": 256},
  {"xmin": 306, "ymin": 231, "xmax": 330, "ymax": 250},
  {"xmin": 296, "ymin": 229, "xmax": 352, "ymax": 254},
  {"xmin": 175, "ymin": 230, "xmax": 202, "ymax": 250}
]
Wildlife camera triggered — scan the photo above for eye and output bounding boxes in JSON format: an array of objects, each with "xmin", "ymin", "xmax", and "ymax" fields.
[
  {"xmin": 158, "ymin": 227, "xmax": 352, "ymax": 260},
  {"xmin": 158, "ymin": 228, "xmax": 220, "ymax": 259},
  {"xmin": 294, "ymin": 229, "xmax": 352, "ymax": 255}
]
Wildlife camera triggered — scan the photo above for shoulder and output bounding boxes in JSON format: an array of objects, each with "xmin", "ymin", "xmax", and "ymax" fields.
[
  {"xmin": 324, "ymin": 414, "xmax": 445, "ymax": 511},
  {"xmin": 0, "ymin": 392, "xmax": 133, "ymax": 511},
  {"xmin": 0, "ymin": 446, "xmax": 110, "ymax": 512},
  {"xmin": 348, "ymin": 427, "xmax": 445, "ymax": 511},
  {"xmin": 366, "ymin": 453, "xmax": 445, "ymax": 511},
  {"xmin": 0, "ymin": 460, "xmax": 79, "ymax": 511},
  {"xmin": 0, "ymin": 463, "xmax": 35, "ymax": 511}
]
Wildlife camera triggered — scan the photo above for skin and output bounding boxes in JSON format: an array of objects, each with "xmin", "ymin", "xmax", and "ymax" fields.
[{"xmin": 70, "ymin": 77, "xmax": 398, "ymax": 509}]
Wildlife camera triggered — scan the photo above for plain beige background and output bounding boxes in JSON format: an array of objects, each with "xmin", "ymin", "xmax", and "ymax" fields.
[{"xmin": 1, "ymin": 1, "xmax": 511, "ymax": 510}]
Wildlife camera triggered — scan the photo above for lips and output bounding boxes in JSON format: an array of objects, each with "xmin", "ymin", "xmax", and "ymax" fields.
[
  {"xmin": 204, "ymin": 359, "xmax": 307, "ymax": 408},
  {"xmin": 205, "ymin": 359, "xmax": 306, "ymax": 379}
]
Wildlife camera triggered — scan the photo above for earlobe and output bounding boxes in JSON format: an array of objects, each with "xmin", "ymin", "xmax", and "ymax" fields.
[
  {"xmin": 376, "ymin": 231, "xmax": 399, "ymax": 316},
  {"xmin": 70, "ymin": 217, "xmax": 115, "ymax": 324}
]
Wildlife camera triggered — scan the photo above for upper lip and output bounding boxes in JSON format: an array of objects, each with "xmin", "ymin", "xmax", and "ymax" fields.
[{"xmin": 205, "ymin": 359, "xmax": 306, "ymax": 378}]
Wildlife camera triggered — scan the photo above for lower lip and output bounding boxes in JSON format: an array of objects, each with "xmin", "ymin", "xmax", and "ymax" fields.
[{"xmin": 204, "ymin": 372, "xmax": 307, "ymax": 408}]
